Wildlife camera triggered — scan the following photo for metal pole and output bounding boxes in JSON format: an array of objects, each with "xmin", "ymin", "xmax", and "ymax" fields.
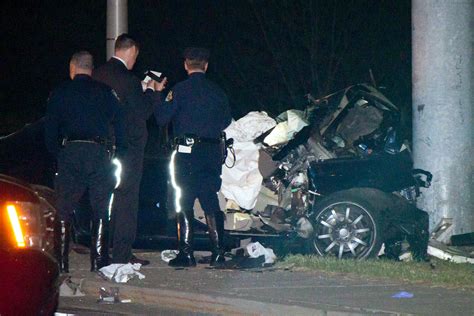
[
  {"xmin": 106, "ymin": 0, "xmax": 128, "ymax": 60},
  {"xmin": 412, "ymin": 0, "xmax": 474, "ymax": 242}
]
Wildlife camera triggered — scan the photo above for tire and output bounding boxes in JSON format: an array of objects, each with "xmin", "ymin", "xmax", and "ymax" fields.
[{"xmin": 310, "ymin": 188, "xmax": 386, "ymax": 259}]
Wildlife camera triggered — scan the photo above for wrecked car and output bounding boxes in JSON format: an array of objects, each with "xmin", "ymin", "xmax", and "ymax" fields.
[
  {"xmin": 0, "ymin": 84, "xmax": 432, "ymax": 261},
  {"xmin": 211, "ymin": 84, "xmax": 432, "ymax": 260}
]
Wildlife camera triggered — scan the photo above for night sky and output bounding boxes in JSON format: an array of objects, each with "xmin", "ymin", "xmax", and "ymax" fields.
[{"xmin": 0, "ymin": 0, "xmax": 411, "ymax": 135}]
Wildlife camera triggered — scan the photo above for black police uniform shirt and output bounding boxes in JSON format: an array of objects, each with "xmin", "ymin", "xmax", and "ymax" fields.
[
  {"xmin": 154, "ymin": 72, "xmax": 232, "ymax": 139},
  {"xmin": 44, "ymin": 74, "xmax": 126, "ymax": 157},
  {"xmin": 93, "ymin": 57, "xmax": 160, "ymax": 150}
]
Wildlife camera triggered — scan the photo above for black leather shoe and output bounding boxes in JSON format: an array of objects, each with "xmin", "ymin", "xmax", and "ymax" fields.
[
  {"xmin": 168, "ymin": 253, "xmax": 196, "ymax": 267},
  {"xmin": 130, "ymin": 255, "xmax": 150, "ymax": 266},
  {"xmin": 169, "ymin": 210, "xmax": 196, "ymax": 267}
]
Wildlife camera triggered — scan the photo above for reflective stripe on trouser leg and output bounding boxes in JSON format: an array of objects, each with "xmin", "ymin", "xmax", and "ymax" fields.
[
  {"xmin": 95, "ymin": 219, "xmax": 104, "ymax": 255},
  {"xmin": 169, "ymin": 150, "xmax": 182, "ymax": 213},
  {"xmin": 108, "ymin": 158, "xmax": 123, "ymax": 220}
]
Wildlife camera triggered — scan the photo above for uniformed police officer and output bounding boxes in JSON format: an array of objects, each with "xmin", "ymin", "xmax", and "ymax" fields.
[
  {"xmin": 93, "ymin": 34, "xmax": 166, "ymax": 266},
  {"xmin": 45, "ymin": 51, "xmax": 126, "ymax": 273},
  {"xmin": 155, "ymin": 47, "xmax": 232, "ymax": 267}
]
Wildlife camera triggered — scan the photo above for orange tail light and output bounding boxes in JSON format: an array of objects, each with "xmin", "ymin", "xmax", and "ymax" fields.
[{"xmin": 7, "ymin": 204, "xmax": 26, "ymax": 248}]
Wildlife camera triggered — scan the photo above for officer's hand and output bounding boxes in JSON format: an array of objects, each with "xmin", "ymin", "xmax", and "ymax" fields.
[
  {"xmin": 154, "ymin": 77, "xmax": 167, "ymax": 92},
  {"xmin": 141, "ymin": 80, "xmax": 148, "ymax": 92},
  {"xmin": 145, "ymin": 79, "xmax": 156, "ymax": 91}
]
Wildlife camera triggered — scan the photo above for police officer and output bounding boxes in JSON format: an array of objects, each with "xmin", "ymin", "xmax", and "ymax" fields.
[
  {"xmin": 45, "ymin": 51, "xmax": 126, "ymax": 272},
  {"xmin": 93, "ymin": 34, "xmax": 166, "ymax": 265},
  {"xmin": 155, "ymin": 47, "xmax": 232, "ymax": 267}
]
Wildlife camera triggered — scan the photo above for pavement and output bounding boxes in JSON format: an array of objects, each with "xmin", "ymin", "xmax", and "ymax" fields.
[{"xmin": 63, "ymin": 249, "xmax": 474, "ymax": 315}]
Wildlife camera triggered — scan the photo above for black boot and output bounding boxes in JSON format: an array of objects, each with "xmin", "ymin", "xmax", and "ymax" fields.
[
  {"xmin": 205, "ymin": 211, "xmax": 226, "ymax": 267},
  {"xmin": 169, "ymin": 210, "xmax": 196, "ymax": 267},
  {"xmin": 54, "ymin": 219, "xmax": 71, "ymax": 273},
  {"xmin": 90, "ymin": 218, "xmax": 110, "ymax": 272}
]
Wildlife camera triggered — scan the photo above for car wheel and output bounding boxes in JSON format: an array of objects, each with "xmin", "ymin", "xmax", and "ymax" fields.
[{"xmin": 310, "ymin": 189, "xmax": 385, "ymax": 259}]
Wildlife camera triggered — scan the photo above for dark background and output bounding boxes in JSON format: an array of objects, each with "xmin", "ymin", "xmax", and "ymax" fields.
[{"xmin": 0, "ymin": 0, "xmax": 411, "ymax": 135}]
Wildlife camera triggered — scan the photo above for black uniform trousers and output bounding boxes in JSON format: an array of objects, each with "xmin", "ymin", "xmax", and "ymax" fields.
[
  {"xmin": 55, "ymin": 143, "xmax": 113, "ymax": 223},
  {"xmin": 174, "ymin": 143, "xmax": 223, "ymax": 216},
  {"xmin": 110, "ymin": 148, "xmax": 144, "ymax": 263}
]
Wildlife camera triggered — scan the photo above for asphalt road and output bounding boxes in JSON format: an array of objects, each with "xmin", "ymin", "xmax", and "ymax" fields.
[
  {"xmin": 58, "ymin": 249, "xmax": 474, "ymax": 315},
  {"xmin": 58, "ymin": 296, "xmax": 207, "ymax": 315}
]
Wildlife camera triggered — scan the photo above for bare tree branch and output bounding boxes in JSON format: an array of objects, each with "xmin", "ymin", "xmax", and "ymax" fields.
[{"xmin": 249, "ymin": 0, "xmax": 297, "ymax": 106}]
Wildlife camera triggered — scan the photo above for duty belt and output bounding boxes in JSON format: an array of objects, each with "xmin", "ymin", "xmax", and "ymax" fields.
[
  {"xmin": 62, "ymin": 136, "xmax": 109, "ymax": 146},
  {"xmin": 173, "ymin": 135, "xmax": 222, "ymax": 146},
  {"xmin": 193, "ymin": 137, "xmax": 221, "ymax": 144}
]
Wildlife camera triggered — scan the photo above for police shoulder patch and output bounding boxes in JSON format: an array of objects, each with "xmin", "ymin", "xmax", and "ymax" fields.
[{"xmin": 165, "ymin": 90, "xmax": 173, "ymax": 102}]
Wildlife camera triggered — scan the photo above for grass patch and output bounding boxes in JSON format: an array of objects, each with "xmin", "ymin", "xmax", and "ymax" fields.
[{"xmin": 279, "ymin": 255, "xmax": 474, "ymax": 289}]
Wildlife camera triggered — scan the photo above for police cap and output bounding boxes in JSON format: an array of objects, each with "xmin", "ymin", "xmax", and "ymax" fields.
[{"xmin": 183, "ymin": 47, "xmax": 210, "ymax": 62}]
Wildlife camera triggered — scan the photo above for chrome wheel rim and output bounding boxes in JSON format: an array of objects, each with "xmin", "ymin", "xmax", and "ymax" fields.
[{"xmin": 313, "ymin": 201, "xmax": 377, "ymax": 259}]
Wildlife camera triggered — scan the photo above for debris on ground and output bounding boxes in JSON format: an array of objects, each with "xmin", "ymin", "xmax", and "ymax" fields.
[
  {"xmin": 161, "ymin": 250, "xmax": 179, "ymax": 263},
  {"xmin": 212, "ymin": 253, "xmax": 266, "ymax": 269},
  {"xmin": 98, "ymin": 263, "xmax": 145, "ymax": 283},
  {"xmin": 97, "ymin": 286, "xmax": 131, "ymax": 304},
  {"xmin": 247, "ymin": 242, "xmax": 276, "ymax": 264},
  {"xmin": 59, "ymin": 277, "xmax": 85, "ymax": 297},
  {"xmin": 210, "ymin": 242, "xmax": 277, "ymax": 269},
  {"xmin": 428, "ymin": 240, "xmax": 474, "ymax": 264},
  {"xmin": 391, "ymin": 291, "xmax": 414, "ymax": 299}
]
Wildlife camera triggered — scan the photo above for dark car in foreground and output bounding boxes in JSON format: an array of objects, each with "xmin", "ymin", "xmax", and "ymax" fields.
[
  {"xmin": 0, "ymin": 84, "xmax": 432, "ymax": 261},
  {"xmin": 0, "ymin": 174, "xmax": 60, "ymax": 315}
]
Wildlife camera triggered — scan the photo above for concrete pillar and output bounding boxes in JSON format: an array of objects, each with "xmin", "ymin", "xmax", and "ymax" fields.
[
  {"xmin": 412, "ymin": 0, "xmax": 474, "ymax": 242},
  {"xmin": 106, "ymin": 0, "xmax": 128, "ymax": 60}
]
